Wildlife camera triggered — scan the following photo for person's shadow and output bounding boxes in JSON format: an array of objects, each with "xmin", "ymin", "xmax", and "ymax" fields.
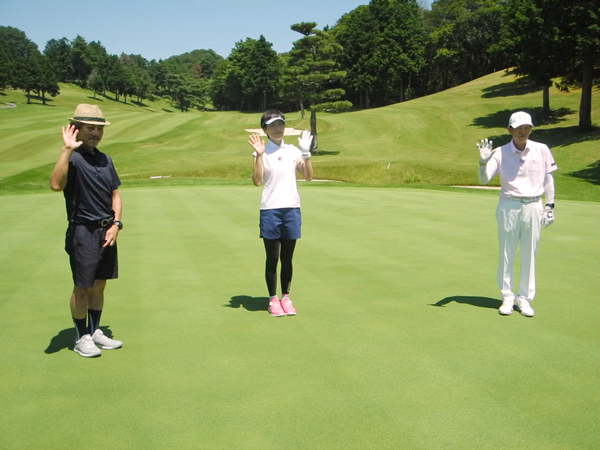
[
  {"xmin": 225, "ymin": 295, "xmax": 269, "ymax": 312},
  {"xmin": 44, "ymin": 326, "xmax": 117, "ymax": 354},
  {"xmin": 431, "ymin": 296, "xmax": 501, "ymax": 309}
]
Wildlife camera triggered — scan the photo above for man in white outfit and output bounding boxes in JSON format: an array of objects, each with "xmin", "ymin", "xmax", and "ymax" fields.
[{"xmin": 477, "ymin": 111, "xmax": 557, "ymax": 317}]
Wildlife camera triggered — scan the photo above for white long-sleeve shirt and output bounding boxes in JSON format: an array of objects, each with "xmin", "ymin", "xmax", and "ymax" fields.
[{"xmin": 479, "ymin": 139, "xmax": 557, "ymax": 202}]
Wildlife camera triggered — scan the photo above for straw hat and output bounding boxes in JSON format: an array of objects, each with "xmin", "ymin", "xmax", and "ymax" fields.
[{"xmin": 69, "ymin": 104, "xmax": 111, "ymax": 125}]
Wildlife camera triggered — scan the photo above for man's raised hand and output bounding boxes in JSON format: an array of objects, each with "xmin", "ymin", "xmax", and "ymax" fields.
[
  {"xmin": 62, "ymin": 124, "xmax": 83, "ymax": 151},
  {"xmin": 476, "ymin": 138, "xmax": 494, "ymax": 164}
]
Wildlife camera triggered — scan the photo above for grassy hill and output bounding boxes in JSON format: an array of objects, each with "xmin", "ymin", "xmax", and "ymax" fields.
[{"xmin": 0, "ymin": 71, "xmax": 598, "ymax": 201}]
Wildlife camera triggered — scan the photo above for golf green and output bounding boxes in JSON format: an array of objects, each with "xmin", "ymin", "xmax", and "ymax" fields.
[{"xmin": 0, "ymin": 186, "xmax": 598, "ymax": 449}]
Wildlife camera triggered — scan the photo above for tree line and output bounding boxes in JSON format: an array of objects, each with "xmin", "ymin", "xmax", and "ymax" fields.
[{"xmin": 1, "ymin": 0, "xmax": 598, "ymax": 131}]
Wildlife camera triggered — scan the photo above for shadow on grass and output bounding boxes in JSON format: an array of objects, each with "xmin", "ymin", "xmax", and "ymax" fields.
[
  {"xmin": 44, "ymin": 326, "xmax": 117, "ymax": 354},
  {"xmin": 313, "ymin": 149, "xmax": 340, "ymax": 156},
  {"xmin": 22, "ymin": 94, "xmax": 56, "ymax": 106},
  {"xmin": 532, "ymin": 126, "xmax": 600, "ymax": 148},
  {"xmin": 431, "ymin": 296, "xmax": 501, "ymax": 309},
  {"xmin": 86, "ymin": 93, "xmax": 149, "ymax": 108},
  {"xmin": 481, "ymin": 77, "xmax": 540, "ymax": 98},
  {"xmin": 225, "ymin": 295, "xmax": 269, "ymax": 312},
  {"xmin": 567, "ymin": 160, "xmax": 600, "ymax": 186},
  {"xmin": 471, "ymin": 107, "xmax": 575, "ymax": 130}
]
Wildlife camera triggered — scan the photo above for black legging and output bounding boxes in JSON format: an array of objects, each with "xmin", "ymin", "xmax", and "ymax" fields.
[{"xmin": 263, "ymin": 238, "xmax": 297, "ymax": 297}]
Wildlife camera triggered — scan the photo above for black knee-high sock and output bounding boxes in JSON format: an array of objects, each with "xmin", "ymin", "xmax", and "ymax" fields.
[
  {"xmin": 263, "ymin": 239, "xmax": 280, "ymax": 297},
  {"xmin": 73, "ymin": 318, "xmax": 88, "ymax": 339},
  {"xmin": 280, "ymin": 239, "xmax": 297, "ymax": 295},
  {"xmin": 88, "ymin": 309, "xmax": 102, "ymax": 335}
]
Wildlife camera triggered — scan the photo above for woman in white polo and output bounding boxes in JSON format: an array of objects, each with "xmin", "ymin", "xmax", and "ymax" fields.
[{"xmin": 248, "ymin": 110, "xmax": 313, "ymax": 316}]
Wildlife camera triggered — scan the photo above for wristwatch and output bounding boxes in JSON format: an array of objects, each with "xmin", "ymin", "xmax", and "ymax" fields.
[
  {"xmin": 113, "ymin": 220, "xmax": 123, "ymax": 230},
  {"xmin": 545, "ymin": 203, "xmax": 555, "ymax": 209}
]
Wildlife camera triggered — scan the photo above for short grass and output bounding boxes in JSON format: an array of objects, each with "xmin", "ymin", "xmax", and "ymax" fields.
[
  {"xmin": 1, "ymin": 186, "xmax": 599, "ymax": 449},
  {"xmin": 0, "ymin": 72, "xmax": 598, "ymax": 448},
  {"xmin": 0, "ymin": 71, "xmax": 598, "ymax": 201}
]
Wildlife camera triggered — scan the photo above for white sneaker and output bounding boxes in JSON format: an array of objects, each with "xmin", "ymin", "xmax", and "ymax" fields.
[
  {"xmin": 92, "ymin": 329, "xmax": 123, "ymax": 349},
  {"xmin": 74, "ymin": 334, "xmax": 101, "ymax": 357},
  {"xmin": 516, "ymin": 298, "xmax": 535, "ymax": 317},
  {"xmin": 498, "ymin": 298, "xmax": 514, "ymax": 315}
]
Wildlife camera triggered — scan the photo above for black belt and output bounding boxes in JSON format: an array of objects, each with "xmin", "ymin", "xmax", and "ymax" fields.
[
  {"xmin": 96, "ymin": 218, "xmax": 114, "ymax": 227},
  {"xmin": 72, "ymin": 218, "xmax": 114, "ymax": 227}
]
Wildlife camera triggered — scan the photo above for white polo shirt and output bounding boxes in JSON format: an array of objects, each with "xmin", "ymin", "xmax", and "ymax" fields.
[
  {"xmin": 256, "ymin": 139, "xmax": 303, "ymax": 210},
  {"xmin": 483, "ymin": 139, "xmax": 557, "ymax": 199}
]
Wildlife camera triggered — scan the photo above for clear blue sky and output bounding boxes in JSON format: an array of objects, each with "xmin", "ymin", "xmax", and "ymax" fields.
[{"xmin": 0, "ymin": 0, "xmax": 433, "ymax": 60}]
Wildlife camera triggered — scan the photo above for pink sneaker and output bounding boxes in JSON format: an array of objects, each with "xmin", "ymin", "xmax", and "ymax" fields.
[
  {"xmin": 268, "ymin": 297, "xmax": 285, "ymax": 317},
  {"xmin": 280, "ymin": 296, "xmax": 296, "ymax": 316}
]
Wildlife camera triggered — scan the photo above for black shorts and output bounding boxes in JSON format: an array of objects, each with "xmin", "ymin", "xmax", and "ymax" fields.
[{"xmin": 65, "ymin": 224, "xmax": 118, "ymax": 288}]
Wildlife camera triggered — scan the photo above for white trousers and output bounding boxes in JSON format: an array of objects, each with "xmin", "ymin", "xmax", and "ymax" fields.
[{"xmin": 495, "ymin": 199, "xmax": 543, "ymax": 302}]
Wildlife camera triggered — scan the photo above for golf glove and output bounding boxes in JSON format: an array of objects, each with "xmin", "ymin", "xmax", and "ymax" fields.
[
  {"xmin": 541, "ymin": 205, "xmax": 555, "ymax": 228},
  {"xmin": 477, "ymin": 138, "xmax": 494, "ymax": 164},
  {"xmin": 298, "ymin": 130, "xmax": 313, "ymax": 159}
]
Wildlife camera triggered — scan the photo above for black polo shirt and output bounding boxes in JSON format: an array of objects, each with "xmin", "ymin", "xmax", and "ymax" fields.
[{"xmin": 64, "ymin": 147, "xmax": 121, "ymax": 223}]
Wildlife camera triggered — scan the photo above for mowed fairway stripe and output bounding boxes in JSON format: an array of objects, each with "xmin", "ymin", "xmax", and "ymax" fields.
[{"xmin": 0, "ymin": 187, "xmax": 598, "ymax": 449}]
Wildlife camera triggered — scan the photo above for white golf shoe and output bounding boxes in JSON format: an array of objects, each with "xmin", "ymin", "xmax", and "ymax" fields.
[
  {"xmin": 498, "ymin": 298, "xmax": 514, "ymax": 315},
  {"xmin": 74, "ymin": 334, "xmax": 101, "ymax": 358},
  {"xmin": 516, "ymin": 298, "xmax": 535, "ymax": 317},
  {"xmin": 92, "ymin": 329, "xmax": 123, "ymax": 349}
]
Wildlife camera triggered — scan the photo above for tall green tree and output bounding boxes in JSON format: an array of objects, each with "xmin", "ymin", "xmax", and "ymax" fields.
[
  {"xmin": 0, "ymin": 27, "xmax": 58, "ymax": 103},
  {"xmin": 334, "ymin": 6, "xmax": 378, "ymax": 108},
  {"xmin": 131, "ymin": 67, "xmax": 153, "ymax": 104},
  {"xmin": 551, "ymin": 0, "xmax": 600, "ymax": 130},
  {"xmin": 368, "ymin": 0, "xmax": 426, "ymax": 103},
  {"xmin": 422, "ymin": 0, "xmax": 505, "ymax": 96},
  {"xmin": 34, "ymin": 53, "xmax": 60, "ymax": 105},
  {"xmin": 11, "ymin": 48, "xmax": 59, "ymax": 104},
  {"xmin": 148, "ymin": 59, "xmax": 170, "ymax": 91},
  {"xmin": 87, "ymin": 69, "xmax": 104, "ymax": 99},
  {"xmin": 71, "ymin": 35, "xmax": 92, "ymax": 84},
  {"xmin": 227, "ymin": 36, "xmax": 280, "ymax": 111},
  {"xmin": 497, "ymin": 0, "xmax": 599, "ymax": 129},
  {"xmin": 0, "ymin": 26, "xmax": 37, "ymax": 90},
  {"xmin": 44, "ymin": 37, "xmax": 73, "ymax": 82},
  {"xmin": 167, "ymin": 73, "xmax": 207, "ymax": 111},
  {"xmin": 335, "ymin": 0, "xmax": 427, "ymax": 106},
  {"xmin": 17, "ymin": 48, "xmax": 42, "ymax": 103},
  {"xmin": 210, "ymin": 59, "xmax": 244, "ymax": 110},
  {"xmin": 119, "ymin": 54, "xmax": 154, "ymax": 104},
  {"xmin": 284, "ymin": 22, "xmax": 351, "ymax": 150},
  {"xmin": 494, "ymin": 0, "xmax": 562, "ymax": 116},
  {"xmin": 87, "ymin": 41, "xmax": 109, "ymax": 74},
  {"xmin": 103, "ymin": 54, "xmax": 126, "ymax": 101},
  {"xmin": 85, "ymin": 42, "xmax": 110, "ymax": 97},
  {"xmin": 0, "ymin": 42, "xmax": 10, "ymax": 90}
]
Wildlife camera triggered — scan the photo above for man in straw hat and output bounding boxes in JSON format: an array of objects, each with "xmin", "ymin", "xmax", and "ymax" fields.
[
  {"xmin": 476, "ymin": 111, "xmax": 557, "ymax": 318},
  {"xmin": 50, "ymin": 104, "xmax": 124, "ymax": 357}
]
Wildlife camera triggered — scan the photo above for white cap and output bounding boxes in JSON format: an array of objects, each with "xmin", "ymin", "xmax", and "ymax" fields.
[{"xmin": 508, "ymin": 111, "xmax": 533, "ymax": 128}]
